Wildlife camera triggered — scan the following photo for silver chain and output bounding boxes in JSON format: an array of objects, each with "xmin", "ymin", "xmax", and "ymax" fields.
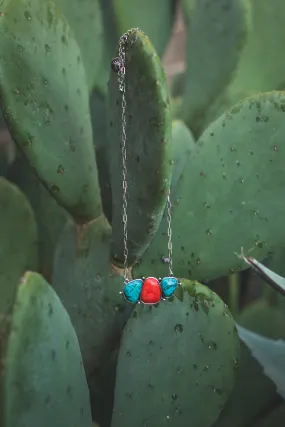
[{"xmin": 111, "ymin": 29, "xmax": 174, "ymax": 283}]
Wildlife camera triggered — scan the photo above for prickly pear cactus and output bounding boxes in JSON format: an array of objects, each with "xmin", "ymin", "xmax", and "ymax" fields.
[
  {"xmin": 7, "ymin": 152, "xmax": 69, "ymax": 279},
  {"xmin": 171, "ymin": 119, "xmax": 196, "ymax": 191},
  {"xmin": 181, "ymin": 0, "xmax": 250, "ymax": 135},
  {"xmin": 0, "ymin": 177, "xmax": 37, "ymax": 315},
  {"xmin": 113, "ymin": 0, "xmax": 174, "ymax": 57},
  {"xmin": 95, "ymin": 0, "xmax": 119, "ymax": 94},
  {"xmin": 0, "ymin": 0, "xmax": 101, "ymax": 222},
  {"xmin": 111, "ymin": 280, "xmax": 240, "ymax": 427},
  {"xmin": 0, "ymin": 272, "xmax": 92, "ymax": 427},
  {"xmin": 55, "ymin": 0, "xmax": 103, "ymax": 92},
  {"xmin": 52, "ymin": 215, "xmax": 128, "ymax": 374},
  {"xmin": 214, "ymin": 298, "xmax": 285, "ymax": 427},
  {"xmin": 135, "ymin": 91, "xmax": 285, "ymax": 282},
  {"xmin": 108, "ymin": 29, "xmax": 172, "ymax": 266},
  {"xmin": 227, "ymin": 0, "xmax": 285, "ymax": 104}
]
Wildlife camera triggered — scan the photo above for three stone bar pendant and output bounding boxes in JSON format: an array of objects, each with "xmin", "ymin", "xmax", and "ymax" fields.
[{"xmin": 121, "ymin": 276, "xmax": 181, "ymax": 305}]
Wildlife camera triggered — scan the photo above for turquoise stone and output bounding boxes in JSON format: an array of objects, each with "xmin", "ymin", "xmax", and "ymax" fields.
[
  {"xmin": 161, "ymin": 276, "xmax": 179, "ymax": 298},
  {"xmin": 123, "ymin": 279, "xmax": 143, "ymax": 303}
]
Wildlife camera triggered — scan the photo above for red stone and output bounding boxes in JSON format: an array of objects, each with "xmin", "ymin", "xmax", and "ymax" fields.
[{"xmin": 141, "ymin": 277, "xmax": 162, "ymax": 304}]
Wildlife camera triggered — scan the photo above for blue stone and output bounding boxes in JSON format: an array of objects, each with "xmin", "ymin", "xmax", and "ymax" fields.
[
  {"xmin": 161, "ymin": 276, "xmax": 179, "ymax": 298},
  {"xmin": 123, "ymin": 279, "xmax": 143, "ymax": 303}
]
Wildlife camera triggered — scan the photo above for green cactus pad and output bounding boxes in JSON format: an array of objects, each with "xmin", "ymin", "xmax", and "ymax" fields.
[
  {"xmin": 181, "ymin": 0, "xmax": 196, "ymax": 25},
  {"xmin": 171, "ymin": 120, "xmax": 196, "ymax": 191},
  {"xmin": 181, "ymin": 0, "xmax": 249, "ymax": 135},
  {"xmin": 113, "ymin": 0, "xmax": 174, "ymax": 57},
  {"xmin": 0, "ymin": 0, "xmax": 101, "ymax": 222},
  {"xmin": 108, "ymin": 29, "xmax": 172, "ymax": 266},
  {"xmin": 135, "ymin": 91, "xmax": 285, "ymax": 282},
  {"xmin": 252, "ymin": 402, "xmax": 285, "ymax": 427},
  {"xmin": 260, "ymin": 247, "xmax": 285, "ymax": 313},
  {"xmin": 214, "ymin": 298, "xmax": 285, "ymax": 427},
  {"xmin": 227, "ymin": 0, "xmax": 285, "ymax": 104},
  {"xmin": 90, "ymin": 90, "xmax": 112, "ymax": 224},
  {"xmin": 52, "ymin": 215, "xmax": 129, "ymax": 374},
  {"xmin": 0, "ymin": 177, "xmax": 37, "ymax": 316},
  {"xmin": 111, "ymin": 279, "xmax": 239, "ymax": 427},
  {"xmin": 7, "ymin": 152, "xmax": 69, "ymax": 279},
  {"xmin": 1, "ymin": 271, "xmax": 92, "ymax": 427},
  {"xmin": 56, "ymin": 0, "xmax": 103, "ymax": 92},
  {"xmin": 95, "ymin": 0, "xmax": 118, "ymax": 94}
]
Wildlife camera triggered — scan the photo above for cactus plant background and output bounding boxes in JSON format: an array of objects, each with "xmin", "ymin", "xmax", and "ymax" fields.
[{"xmin": 0, "ymin": 0, "xmax": 285, "ymax": 426}]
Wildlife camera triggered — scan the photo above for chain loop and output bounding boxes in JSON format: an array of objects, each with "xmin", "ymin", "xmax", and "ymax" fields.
[{"xmin": 111, "ymin": 28, "xmax": 174, "ymax": 282}]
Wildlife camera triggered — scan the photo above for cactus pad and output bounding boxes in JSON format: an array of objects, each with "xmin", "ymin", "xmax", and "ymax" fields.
[
  {"xmin": 111, "ymin": 279, "xmax": 239, "ymax": 427},
  {"xmin": 113, "ymin": 0, "xmax": 174, "ymax": 57},
  {"xmin": 108, "ymin": 29, "xmax": 172, "ymax": 266},
  {"xmin": 56, "ymin": 0, "xmax": 103, "ymax": 92},
  {"xmin": 0, "ymin": 177, "xmax": 37, "ymax": 316},
  {"xmin": 214, "ymin": 298, "xmax": 285, "ymax": 427},
  {"xmin": 0, "ymin": 0, "xmax": 101, "ymax": 222},
  {"xmin": 171, "ymin": 119, "xmax": 196, "ymax": 191},
  {"xmin": 227, "ymin": 0, "xmax": 285, "ymax": 104},
  {"xmin": 52, "ymin": 215, "xmax": 129, "ymax": 374},
  {"xmin": 182, "ymin": 0, "xmax": 249, "ymax": 135},
  {"xmin": 7, "ymin": 152, "xmax": 69, "ymax": 278},
  {"xmin": 135, "ymin": 91, "xmax": 285, "ymax": 282},
  {"xmin": 1, "ymin": 272, "xmax": 92, "ymax": 427}
]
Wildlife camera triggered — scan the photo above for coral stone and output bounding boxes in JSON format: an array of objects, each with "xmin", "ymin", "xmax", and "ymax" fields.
[{"xmin": 141, "ymin": 277, "xmax": 162, "ymax": 304}]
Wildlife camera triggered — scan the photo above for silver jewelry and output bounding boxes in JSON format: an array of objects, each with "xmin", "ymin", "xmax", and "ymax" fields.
[{"xmin": 111, "ymin": 29, "xmax": 180, "ymax": 305}]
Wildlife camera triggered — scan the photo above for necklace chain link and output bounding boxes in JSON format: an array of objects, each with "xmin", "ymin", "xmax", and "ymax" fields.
[{"xmin": 114, "ymin": 29, "xmax": 173, "ymax": 283}]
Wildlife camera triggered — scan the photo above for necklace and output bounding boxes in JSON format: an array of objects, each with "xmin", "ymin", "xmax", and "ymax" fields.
[{"xmin": 111, "ymin": 29, "xmax": 181, "ymax": 305}]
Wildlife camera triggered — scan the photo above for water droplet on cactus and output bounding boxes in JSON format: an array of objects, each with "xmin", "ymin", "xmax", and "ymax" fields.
[{"xmin": 24, "ymin": 10, "xmax": 32, "ymax": 20}]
